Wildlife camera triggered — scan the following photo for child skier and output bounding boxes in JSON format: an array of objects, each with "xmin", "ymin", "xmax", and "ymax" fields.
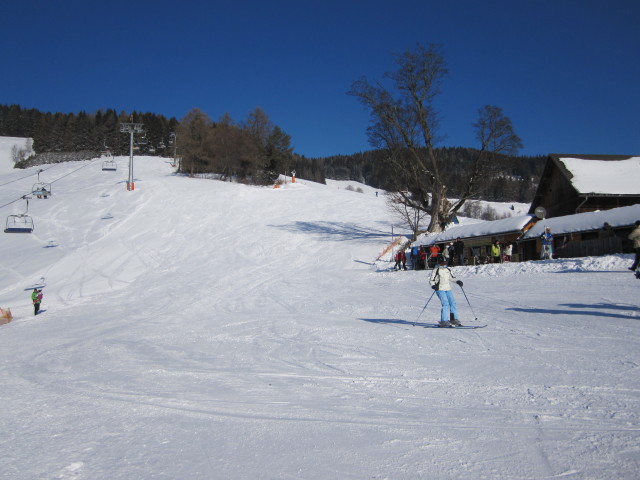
[
  {"xmin": 429, "ymin": 255, "xmax": 464, "ymax": 327},
  {"xmin": 31, "ymin": 288, "xmax": 43, "ymax": 315},
  {"xmin": 540, "ymin": 227, "xmax": 553, "ymax": 259}
]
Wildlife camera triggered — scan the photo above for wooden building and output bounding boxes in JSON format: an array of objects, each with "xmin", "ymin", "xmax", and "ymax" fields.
[
  {"xmin": 412, "ymin": 153, "xmax": 640, "ymax": 264},
  {"xmin": 420, "ymin": 215, "xmax": 538, "ymax": 264},
  {"xmin": 518, "ymin": 204, "xmax": 640, "ymax": 261},
  {"xmin": 528, "ymin": 154, "xmax": 640, "ymax": 218}
]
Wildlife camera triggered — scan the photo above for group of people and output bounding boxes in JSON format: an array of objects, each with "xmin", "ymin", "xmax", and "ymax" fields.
[
  {"xmin": 393, "ymin": 250, "xmax": 407, "ymax": 270},
  {"xmin": 481, "ymin": 240, "xmax": 516, "ymax": 263},
  {"xmin": 402, "ymin": 238, "xmax": 466, "ymax": 271},
  {"xmin": 443, "ymin": 238, "xmax": 466, "ymax": 267}
]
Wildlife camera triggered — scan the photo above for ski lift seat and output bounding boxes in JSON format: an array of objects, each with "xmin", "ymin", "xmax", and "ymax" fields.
[
  {"xmin": 32, "ymin": 182, "xmax": 52, "ymax": 198},
  {"xmin": 102, "ymin": 160, "xmax": 117, "ymax": 171},
  {"xmin": 5, "ymin": 214, "xmax": 34, "ymax": 234}
]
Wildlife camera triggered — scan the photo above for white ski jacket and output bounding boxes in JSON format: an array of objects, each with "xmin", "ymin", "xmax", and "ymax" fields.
[
  {"xmin": 629, "ymin": 226, "xmax": 640, "ymax": 248},
  {"xmin": 429, "ymin": 266, "xmax": 456, "ymax": 291}
]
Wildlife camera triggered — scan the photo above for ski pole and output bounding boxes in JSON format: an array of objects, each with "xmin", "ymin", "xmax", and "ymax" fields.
[
  {"xmin": 458, "ymin": 285, "xmax": 478, "ymax": 321},
  {"xmin": 413, "ymin": 290, "xmax": 436, "ymax": 325}
]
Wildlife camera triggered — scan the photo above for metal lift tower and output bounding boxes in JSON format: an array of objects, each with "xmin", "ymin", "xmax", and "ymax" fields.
[{"xmin": 120, "ymin": 121, "xmax": 144, "ymax": 191}]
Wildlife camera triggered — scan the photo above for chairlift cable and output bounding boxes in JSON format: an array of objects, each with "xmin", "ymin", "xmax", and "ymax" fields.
[
  {"xmin": 47, "ymin": 157, "xmax": 101, "ymax": 185},
  {"xmin": 0, "ymin": 157, "xmax": 100, "ymax": 211},
  {"xmin": 0, "ymin": 165, "xmax": 55, "ymax": 187},
  {"xmin": 0, "ymin": 172, "xmax": 36, "ymax": 187},
  {"xmin": 0, "ymin": 195, "xmax": 29, "ymax": 210}
]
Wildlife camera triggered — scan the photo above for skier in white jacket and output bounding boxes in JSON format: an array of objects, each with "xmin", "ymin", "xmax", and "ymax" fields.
[
  {"xmin": 429, "ymin": 255, "xmax": 464, "ymax": 327},
  {"xmin": 628, "ymin": 220, "xmax": 640, "ymax": 271}
]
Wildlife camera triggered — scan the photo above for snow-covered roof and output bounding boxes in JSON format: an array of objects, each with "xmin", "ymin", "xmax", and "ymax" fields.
[
  {"xmin": 421, "ymin": 215, "xmax": 535, "ymax": 245},
  {"xmin": 557, "ymin": 155, "xmax": 640, "ymax": 195},
  {"xmin": 521, "ymin": 203, "xmax": 640, "ymax": 239}
]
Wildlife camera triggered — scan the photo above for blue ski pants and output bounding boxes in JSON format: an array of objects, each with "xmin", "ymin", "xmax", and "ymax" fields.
[{"xmin": 436, "ymin": 290, "xmax": 458, "ymax": 323}]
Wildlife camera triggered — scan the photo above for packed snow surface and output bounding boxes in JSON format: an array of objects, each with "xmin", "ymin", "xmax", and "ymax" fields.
[{"xmin": 0, "ymin": 156, "xmax": 638, "ymax": 479}]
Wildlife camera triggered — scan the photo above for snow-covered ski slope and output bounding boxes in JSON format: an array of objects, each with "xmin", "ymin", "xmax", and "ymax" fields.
[{"xmin": 0, "ymin": 156, "xmax": 638, "ymax": 480}]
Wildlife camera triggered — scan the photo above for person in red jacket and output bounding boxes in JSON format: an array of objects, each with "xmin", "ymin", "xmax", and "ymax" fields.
[
  {"xmin": 393, "ymin": 250, "xmax": 408, "ymax": 270},
  {"xmin": 428, "ymin": 244, "xmax": 441, "ymax": 269},
  {"xmin": 418, "ymin": 248, "xmax": 427, "ymax": 270},
  {"xmin": 394, "ymin": 251, "xmax": 402, "ymax": 270}
]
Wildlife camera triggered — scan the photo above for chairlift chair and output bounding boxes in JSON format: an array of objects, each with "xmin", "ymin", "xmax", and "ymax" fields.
[
  {"xmin": 32, "ymin": 182, "xmax": 52, "ymax": 198},
  {"xmin": 5, "ymin": 197, "xmax": 34, "ymax": 233},
  {"xmin": 102, "ymin": 159, "xmax": 117, "ymax": 171},
  {"xmin": 32, "ymin": 169, "xmax": 51, "ymax": 198}
]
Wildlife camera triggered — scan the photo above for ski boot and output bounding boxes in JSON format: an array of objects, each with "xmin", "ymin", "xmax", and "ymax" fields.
[{"xmin": 449, "ymin": 313, "xmax": 462, "ymax": 327}]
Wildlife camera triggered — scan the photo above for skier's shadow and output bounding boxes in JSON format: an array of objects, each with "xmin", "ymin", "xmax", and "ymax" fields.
[
  {"xmin": 560, "ymin": 302, "xmax": 640, "ymax": 312},
  {"xmin": 360, "ymin": 318, "xmax": 438, "ymax": 328},
  {"xmin": 506, "ymin": 307, "xmax": 633, "ymax": 320}
]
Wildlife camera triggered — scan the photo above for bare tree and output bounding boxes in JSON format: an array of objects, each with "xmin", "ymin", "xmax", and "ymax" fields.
[
  {"xmin": 11, "ymin": 139, "xmax": 33, "ymax": 165},
  {"xmin": 349, "ymin": 44, "xmax": 522, "ymax": 232},
  {"xmin": 385, "ymin": 191, "xmax": 430, "ymax": 240}
]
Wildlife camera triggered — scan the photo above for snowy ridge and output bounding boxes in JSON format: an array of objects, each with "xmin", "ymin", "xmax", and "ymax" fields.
[{"xmin": 0, "ymin": 156, "xmax": 639, "ymax": 479}]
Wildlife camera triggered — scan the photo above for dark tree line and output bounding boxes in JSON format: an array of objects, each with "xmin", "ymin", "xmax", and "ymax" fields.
[
  {"xmin": 0, "ymin": 104, "xmax": 178, "ymax": 156},
  {"xmin": 318, "ymin": 147, "xmax": 545, "ymax": 203}
]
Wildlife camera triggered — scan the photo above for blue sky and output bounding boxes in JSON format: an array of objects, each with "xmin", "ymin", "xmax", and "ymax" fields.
[{"xmin": 2, "ymin": 0, "xmax": 638, "ymax": 158}]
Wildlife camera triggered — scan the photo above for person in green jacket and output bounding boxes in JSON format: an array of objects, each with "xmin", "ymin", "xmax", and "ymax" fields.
[
  {"xmin": 31, "ymin": 289, "xmax": 43, "ymax": 315},
  {"xmin": 491, "ymin": 240, "xmax": 501, "ymax": 263}
]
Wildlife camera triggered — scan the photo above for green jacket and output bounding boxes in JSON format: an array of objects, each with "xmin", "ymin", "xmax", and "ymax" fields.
[{"xmin": 31, "ymin": 290, "xmax": 42, "ymax": 304}]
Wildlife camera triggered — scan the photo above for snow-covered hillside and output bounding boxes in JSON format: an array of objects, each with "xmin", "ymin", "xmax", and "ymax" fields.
[
  {"xmin": 0, "ymin": 136, "xmax": 33, "ymax": 174},
  {"xmin": 0, "ymin": 156, "xmax": 638, "ymax": 479}
]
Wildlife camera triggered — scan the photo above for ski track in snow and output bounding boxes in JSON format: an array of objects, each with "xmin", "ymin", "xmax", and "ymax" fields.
[{"xmin": 0, "ymin": 156, "xmax": 639, "ymax": 479}]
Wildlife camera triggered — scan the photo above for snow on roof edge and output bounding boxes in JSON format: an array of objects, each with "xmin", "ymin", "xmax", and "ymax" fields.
[
  {"xmin": 556, "ymin": 156, "xmax": 640, "ymax": 195},
  {"xmin": 419, "ymin": 215, "xmax": 536, "ymax": 245},
  {"xmin": 521, "ymin": 203, "xmax": 640, "ymax": 239}
]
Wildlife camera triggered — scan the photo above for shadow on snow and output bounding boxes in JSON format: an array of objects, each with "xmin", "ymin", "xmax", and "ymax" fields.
[
  {"xmin": 507, "ymin": 303, "xmax": 638, "ymax": 320},
  {"xmin": 359, "ymin": 317, "xmax": 440, "ymax": 328},
  {"xmin": 269, "ymin": 221, "xmax": 398, "ymax": 242}
]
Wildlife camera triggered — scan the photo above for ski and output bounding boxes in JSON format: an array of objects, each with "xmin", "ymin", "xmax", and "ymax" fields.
[
  {"xmin": 412, "ymin": 322, "xmax": 487, "ymax": 329},
  {"xmin": 424, "ymin": 324, "xmax": 487, "ymax": 329},
  {"xmin": 448, "ymin": 324, "xmax": 487, "ymax": 329}
]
